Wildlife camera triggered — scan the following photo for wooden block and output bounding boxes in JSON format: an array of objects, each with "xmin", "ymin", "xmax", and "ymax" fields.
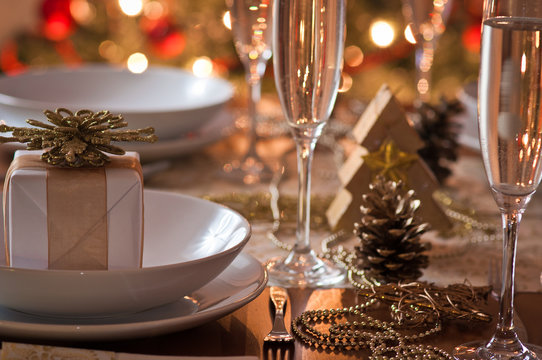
[
  {"xmin": 405, "ymin": 162, "xmax": 452, "ymax": 232},
  {"xmin": 326, "ymin": 188, "xmax": 357, "ymax": 232},
  {"xmin": 337, "ymin": 145, "xmax": 368, "ymax": 186},
  {"xmin": 352, "ymin": 84, "xmax": 424, "ymax": 153}
]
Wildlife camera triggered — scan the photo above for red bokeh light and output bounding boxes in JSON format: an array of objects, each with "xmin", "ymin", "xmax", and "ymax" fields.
[
  {"xmin": 41, "ymin": 0, "xmax": 74, "ymax": 41},
  {"xmin": 462, "ymin": 23, "xmax": 481, "ymax": 53}
]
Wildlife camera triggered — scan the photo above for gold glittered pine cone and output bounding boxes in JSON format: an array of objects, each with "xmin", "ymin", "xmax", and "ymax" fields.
[
  {"xmin": 353, "ymin": 175, "xmax": 431, "ymax": 283},
  {"xmin": 0, "ymin": 108, "xmax": 157, "ymax": 167}
]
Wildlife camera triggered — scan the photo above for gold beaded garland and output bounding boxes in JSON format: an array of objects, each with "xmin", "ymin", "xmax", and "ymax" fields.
[{"xmin": 291, "ymin": 298, "xmax": 452, "ymax": 360}]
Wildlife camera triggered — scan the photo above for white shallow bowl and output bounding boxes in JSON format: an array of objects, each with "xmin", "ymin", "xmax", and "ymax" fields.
[
  {"xmin": 0, "ymin": 190, "xmax": 251, "ymax": 318},
  {"xmin": 0, "ymin": 65, "xmax": 233, "ymax": 140},
  {"xmin": 457, "ymin": 81, "xmax": 480, "ymax": 151}
]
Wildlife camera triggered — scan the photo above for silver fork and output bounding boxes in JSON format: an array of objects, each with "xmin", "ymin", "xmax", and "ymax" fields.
[{"xmin": 264, "ymin": 286, "xmax": 294, "ymax": 342}]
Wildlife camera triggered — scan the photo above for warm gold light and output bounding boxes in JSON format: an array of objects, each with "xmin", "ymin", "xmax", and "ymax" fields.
[
  {"xmin": 404, "ymin": 24, "xmax": 416, "ymax": 44},
  {"xmin": 223, "ymin": 11, "xmax": 232, "ymax": 30},
  {"xmin": 127, "ymin": 52, "xmax": 148, "ymax": 73},
  {"xmin": 417, "ymin": 78, "xmax": 429, "ymax": 95},
  {"xmin": 370, "ymin": 20, "xmax": 395, "ymax": 48},
  {"xmin": 338, "ymin": 73, "xmax": 353, "ymax": 93},
  {"xmin": 344, "ymin": 45, "xmax": 364, "ymax": 67},
  {"xmin": 70, "ymin": 0, "xmax": 95, "ymax": 25},
  {"xmin": 119, "ymin": 0, "xmax": 144, "ymax": 16},
  {"xmin": 192, "ymin": 57, "xmax": 214, "ymax": 77},
  {"xmin": 99, "ymin": 40, "xmax": 122, "ymax": 62},
  {"xmin": 143, "ymin": 1, "xmax": 165, "ymax": 20}
]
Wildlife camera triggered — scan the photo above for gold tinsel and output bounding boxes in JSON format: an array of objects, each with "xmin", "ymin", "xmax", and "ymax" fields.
[
  {"xmin": 0, "ymin": 108, "xmax": 157, "ymax": 167},
  {"xmin": 356, "ymin": 281, "xmax": 492, "ymax": 324}
]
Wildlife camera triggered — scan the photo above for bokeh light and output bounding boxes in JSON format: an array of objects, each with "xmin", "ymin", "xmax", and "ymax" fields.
[
  {"xmin": 99, "ymin": 40, "xmax": 123, "ymax": 62},
  {"xmin": 223, "ymin": 11, "xmax": 232, "ymax": 30},
  {"xmin": 143, "ymin": 1, "xmax": 165, "ymax": 20},
  {"xmin": 70, "ymin": 0, "xmax": 95, "ymax": 25},
  {"xmin": 344, "ymin": 45, "xmax": 364, "ymax": 67},
  {"xmin": 119, "ymin": 0, "xmax": 144, "ymax": 16},
  {"xmin": 127, "ymin": 52, "xmax": 148, "ymax": 73},
  {"xmin": 370, "ymin": 21, "xmax": 395, "ymax": 48},
  {"xmin": 338, "ymin": 73, "xmax": 353, "ymax": 93},
  {"xmin": 192, "ymin": 57, "xmax": 214, "ymax": 77},
  {"xmin": 404, "ymin": 24, "xmax": 416, "ymax": 44}
]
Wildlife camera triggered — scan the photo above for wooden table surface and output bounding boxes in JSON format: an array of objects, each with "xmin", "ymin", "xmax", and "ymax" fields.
[{"xmin": 8, "ymin": 288, "xmax": 540, "ymax": 359}]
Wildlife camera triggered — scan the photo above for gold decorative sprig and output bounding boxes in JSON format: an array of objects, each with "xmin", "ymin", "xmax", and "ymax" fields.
[
  {"xmin": 356, "ymin": 281, "xmax": 492, "ymax": 324},
  {"xmin": 0, "ymin": 108, "xmax": 157, "ymax": 167}
]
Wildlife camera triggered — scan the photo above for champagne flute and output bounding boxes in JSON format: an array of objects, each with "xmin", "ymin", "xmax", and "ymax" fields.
[
  {"xmin": 266, "ymin": 0, "xmax": 346, "ymax": 287},
  {"xmin": 401, "ymin": 0, "xmax": 453, "ymax": 103},
  {"xmin": 225, "ymin": 0, "xmax": 273, "ymax": 185},
  {"xmin": 453, "ymin": 0, "xmax": 542, "ymax": 358}
]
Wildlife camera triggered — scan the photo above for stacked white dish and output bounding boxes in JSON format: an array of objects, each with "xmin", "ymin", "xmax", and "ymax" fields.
[
  {"xmin": 0, "ymin": 65, "xmax": 235, "ymax": 160},
  {"xmin": 0, "ymin": 190, "xmax": 266, "ymax": 340}
]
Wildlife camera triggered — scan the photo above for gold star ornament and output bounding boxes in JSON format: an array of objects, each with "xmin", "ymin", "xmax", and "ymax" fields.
[{"xmin": 362, "ymin": 139, "xmax": 418, "ymax": 183}]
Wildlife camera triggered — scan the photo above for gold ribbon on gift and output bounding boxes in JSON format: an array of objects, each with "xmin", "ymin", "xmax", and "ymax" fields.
[{"xmin": 3, "ymin": 154, "xmax": 143, "ymax": 270}]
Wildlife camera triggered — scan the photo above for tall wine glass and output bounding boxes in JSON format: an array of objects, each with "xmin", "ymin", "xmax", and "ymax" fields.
[
  {"xmin": 401, "ymin": 0, "xmax": 453, "ymax": 103},
  {"xmin": 225, "ymin": 0, "xmax": 273, "ymax": 185},
  {"xmin": 453, "ymin": 0, "xmax": 542, "ymax": 358},
  {"xmin": 266, "ymin": 0, "xmax": 346, "ymax": 287}
]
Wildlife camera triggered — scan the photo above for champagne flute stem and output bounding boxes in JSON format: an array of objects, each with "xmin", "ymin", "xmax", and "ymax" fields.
[
  {"xmin": 495, "ymin": 210, "xmax": 521, "ymax": 339},
  {"xmin": 246, "ymin": 60, "xmax": 265, "ymax": 158},
  {"xmin": 293, "ymin": 134, "xmax": 318, "ymax": 253},
  {"xmin": 484, "ymin": 207, "xmax": 528, "ymax": 355}
]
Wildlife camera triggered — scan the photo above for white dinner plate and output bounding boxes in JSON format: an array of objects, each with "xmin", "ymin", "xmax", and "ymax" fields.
[
  {"xmin": 0, "ymin": 65, "xmax": 234, "ymax": 140},
  {"xmin": 128, "ymin": 109, "xmax": 235, "ymax": 162},
  {"xmin": 0, "ymin": 253, "xmax": 266, "ymax": 341}
]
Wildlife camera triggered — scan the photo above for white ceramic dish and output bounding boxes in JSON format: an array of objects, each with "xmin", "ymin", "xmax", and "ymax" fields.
[
  {"xmin": 0, "ymin": 65, "xmax": 233, "ymax": 139},
  {"xmin": 0, "ymin": 253, "xmax": 266, "ymax": 341},
  {"xmin": 457, "ymin": 81, "xmax": 480, "ymax": 151},
  {"xmin": 0, "ymin": 190, "xmax": 251, "ymax": 317},
  {"xmin": 129, "ymin": 109, "xmax": 234, "ymax": 162}
]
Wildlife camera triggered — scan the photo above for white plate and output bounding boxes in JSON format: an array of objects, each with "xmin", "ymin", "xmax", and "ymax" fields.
[
  {"xmin": 0, "ymin": 190, "xmax": 251, "ymax": 317},
  {"xmin": 128, "ymin": 109, "xmax": 234, "ymax": 162},
  {"xmin": 0, "ymin": 253, "xmax": 266, "ymax": 341},
  {"xmin": 0, "ymin": 65, "xmax": 233, "ymax": 140}
]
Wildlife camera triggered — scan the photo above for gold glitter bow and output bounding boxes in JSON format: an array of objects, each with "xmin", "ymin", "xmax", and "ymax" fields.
[
  {"xmin": 362, "ymin": 139, "xmax": 418, "ymax": 183},
  {"xmin": 0, "ymin": 108, "xmax": 157, "ymax": 167}
]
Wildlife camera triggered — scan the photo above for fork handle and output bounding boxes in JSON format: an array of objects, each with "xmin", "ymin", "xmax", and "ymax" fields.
[
  {"xmin": 270, "ymin": 287, "xmax": 287, "ymax": 313},
  {"xmin": 270, "ymin": 287, "xmax": 288, "ymax": 331}
]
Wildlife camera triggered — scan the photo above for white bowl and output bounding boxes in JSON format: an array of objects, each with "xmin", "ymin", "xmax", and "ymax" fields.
[
  {"xmin": 0, "ymin": 65, "xmax": 233, "ymax": 140},
  {"xmin": 457, "ymin": 81, "xmax": 480, "ymax": 151},
  {"xmin": 0, "ymin": 190, "xmax": 251, "ymax": 317}
]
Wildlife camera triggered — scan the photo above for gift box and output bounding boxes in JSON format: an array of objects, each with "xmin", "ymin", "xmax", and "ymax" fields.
[{"xmin": 2, "ymin": 150, "xmax": 144, "ymax": 270}]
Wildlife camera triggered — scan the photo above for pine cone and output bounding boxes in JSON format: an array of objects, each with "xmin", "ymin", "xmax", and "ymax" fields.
[
  {"xmin": 414, "ymin": 98, "xmax": 463, "ymax": 184},
  {"xmin": 354, "ymin": 176, "xmax": 431, "ymax": 283}
]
